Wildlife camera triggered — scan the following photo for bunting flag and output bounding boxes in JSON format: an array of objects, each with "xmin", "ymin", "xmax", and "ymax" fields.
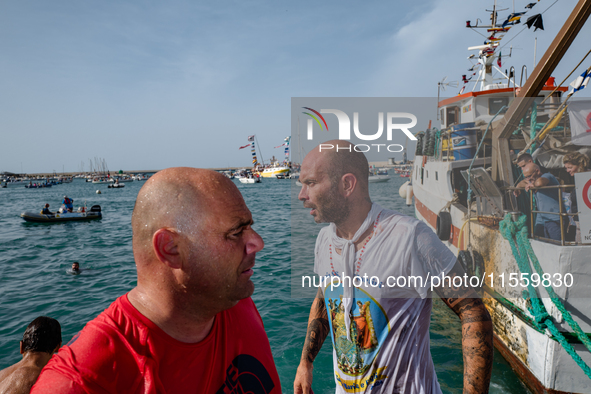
[
  {"xmin": 243, "ymin": 136, "xmax": 258, "ymax": 166},
  {"xmin": 239, "ymin": 144, "xmax": 250, "ymax": 150},
  {"xmin": 525, "ymin": 14, "xmax": 544, "ymax": 31},
  {"xmin": 570, "ymin": 69, "xmax": 591, "ymax": 93},
  {"xmin": 525, "ymin": 2, "xmax": 537, "ymax": 9},
  {"xmin": 459, "ymin": 86, "xmax": 466, "ymax": 95},
  {"xmin": 274, "ymin": 142, "xmax": 288, "ymax": 148},
  {"xmin": 498, "ymin": 51, "xmax": 502, "ymax": 67}
]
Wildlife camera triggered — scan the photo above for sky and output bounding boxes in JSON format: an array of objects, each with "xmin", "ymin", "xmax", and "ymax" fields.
[{"xmin": 1, "ymin": 0, "xmax": 590, "ymax": 173}]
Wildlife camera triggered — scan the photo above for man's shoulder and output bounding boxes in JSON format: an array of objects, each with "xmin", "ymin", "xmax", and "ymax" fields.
[
  {"xmin": 0, "ymin": 364, "xmax": 41, "ymax": 394},
  {"xmin": 33, "ymin": 295, "xmax": 143, "ymax": 393},
  {"xmin": 541, "ymin": 172, "xmax": 559, "ymax": 183}
]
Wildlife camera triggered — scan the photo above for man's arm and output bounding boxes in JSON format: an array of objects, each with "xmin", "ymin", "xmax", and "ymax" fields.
[
  {"xmin": 434, "ymin": 262, "xmax": 493, "ymax": 394},
  {"xmin": 294, "ymin": 287, "xmax": 330, "ymax": 394}
]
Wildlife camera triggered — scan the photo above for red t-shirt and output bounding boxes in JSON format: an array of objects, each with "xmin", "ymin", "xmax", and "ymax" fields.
[{"xmin": 32, "ymin": 294, "xmax": 281, "ymax": 393}]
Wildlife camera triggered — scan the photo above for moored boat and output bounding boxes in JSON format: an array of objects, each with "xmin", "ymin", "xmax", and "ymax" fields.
[{"xmin": 409, "ymin": 1, "xmax": 591, "ymax": 393}]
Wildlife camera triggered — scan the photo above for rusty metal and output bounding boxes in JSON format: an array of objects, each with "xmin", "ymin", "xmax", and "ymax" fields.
[{"xmin": 477, "ymin": 216, "xmax": 501, "ymax": 228}]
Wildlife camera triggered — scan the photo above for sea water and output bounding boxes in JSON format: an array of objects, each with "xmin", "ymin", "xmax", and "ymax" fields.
[{"xmin": 0, "ymin": 177, "xmax": 529, "ymax": 393}]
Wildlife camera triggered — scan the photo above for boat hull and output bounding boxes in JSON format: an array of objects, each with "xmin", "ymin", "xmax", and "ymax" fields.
[
  {"xmin": 20, "ymin": 211, "xmax": 102, "ymax": 223},
  {"xmin": 412, "ymin": 155, "xmax": 591, "ymax": 393}
]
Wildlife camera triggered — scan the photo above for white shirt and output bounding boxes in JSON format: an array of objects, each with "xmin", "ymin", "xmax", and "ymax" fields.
[{"xmin": 314, "ymin": 207, "xmax": 456, "ymax": 393}]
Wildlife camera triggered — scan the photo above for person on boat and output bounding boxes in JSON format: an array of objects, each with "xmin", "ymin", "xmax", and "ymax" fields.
[
  {"xmin": 62, "ymin": 196, "xmax": 74, "ymax": 212},
  {"xmin": 515, "ymin": 163, "xmax": 562, "ymax": 240},
  {"xmin": 41, "ymin": 204, "xmax": 53, "ymax": 215},
  {"xmin": 294, "ymin": 140, "xmax": 492, "ymax": 394},
  {"xmin": 0, "ymin": 317, "xmax": 61, "ymax": 394},
  {"xmin": 32, "ymin": 168, "xmax": 280, "ymax": 393},
  {"xmin": 563, "ymin": 151, "xmax": 590, "ymax": 242}
]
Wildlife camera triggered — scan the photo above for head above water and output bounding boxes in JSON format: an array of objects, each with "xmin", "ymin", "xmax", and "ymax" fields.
[
  {"xmin": 21, "ymin": 316, "xmax": 62, "ymax": 354},
  {"xmin": 72, "ymin": 262, "xmax": 79, "ymax": 271},
  {"xmin": 298, "ymin": 140, "xmax": 371, "ymax": 226},
  {"xmin": 131, "ymin": 167, "xmax": 264, "ymax": 312}
]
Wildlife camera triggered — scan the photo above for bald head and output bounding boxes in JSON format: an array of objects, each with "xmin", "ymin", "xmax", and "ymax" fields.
[
  {"xmin": 307, "ymin": 140, "xmax": 369, "ymax": 190},
  {"xmin": 132, "ymin": 168, "xmax": 242, "ymax": 261}
]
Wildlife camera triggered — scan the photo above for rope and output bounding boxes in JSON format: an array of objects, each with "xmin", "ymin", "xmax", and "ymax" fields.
[{"xmin": 499, "ymin": 213, "xmax": 591, "ymax": 379}]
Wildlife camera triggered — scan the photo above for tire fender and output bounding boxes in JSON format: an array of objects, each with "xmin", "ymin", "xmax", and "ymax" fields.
[{"xmin": 436, "ymin": 211, "xmax": 452, "ymax": 241}]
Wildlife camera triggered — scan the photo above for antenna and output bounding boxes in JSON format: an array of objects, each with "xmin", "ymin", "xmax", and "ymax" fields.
[{"xmin": 437, "ymin": 77, "xmax": 459, "ymax": 119}]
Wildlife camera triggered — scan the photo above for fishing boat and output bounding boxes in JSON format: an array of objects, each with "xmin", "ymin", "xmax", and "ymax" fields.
[
  {"xmin": 260, "ymin": 164, "xmax": 290, "ymax": 178},
  {"xmin": 408, "ymin": 1, "xmax": 591, "ymax": 393},
  {"xmin": 21, "ymin": 205, "xmax": 102, "ymax": 223},
  {"xmin": 24, "ymin": 183, "xmax": 52, "ymax": 188}
]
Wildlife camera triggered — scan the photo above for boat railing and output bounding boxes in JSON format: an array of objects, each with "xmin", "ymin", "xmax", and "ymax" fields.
[{"xmin": 504, "ymin": 184, "xmax": 578, "ymax": 246}]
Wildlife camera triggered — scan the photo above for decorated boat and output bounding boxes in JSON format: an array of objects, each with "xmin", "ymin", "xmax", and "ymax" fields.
[{"xmin": 409, "ymin": 1, "xmax": 591, "ymax": 393}]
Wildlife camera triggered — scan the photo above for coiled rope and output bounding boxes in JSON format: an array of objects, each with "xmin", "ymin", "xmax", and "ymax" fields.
[{"xmin": 499, "ymin": 213, "xmax": 591, "ymax": 379}]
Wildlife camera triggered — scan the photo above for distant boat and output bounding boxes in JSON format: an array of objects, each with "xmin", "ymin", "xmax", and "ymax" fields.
[
  {"xmin": 108, "ymin": 183, "xmax": 125, "ymax": 188},
  {"xmin": 368, "ymin": 169, "xmax": 390, "ymax": 183},
  {"xmin": 21, "ymin": 205, "xmax": 102, "ymax": 223},
  {"xmin": 238, "ymin": 176, "xmax": 261, "ymax": 184}
]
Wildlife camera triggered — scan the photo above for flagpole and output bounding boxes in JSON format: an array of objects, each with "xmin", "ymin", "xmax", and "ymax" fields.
[{"xmin": 255, "ymin": 135, "xmax": 265, "ymax": 165}]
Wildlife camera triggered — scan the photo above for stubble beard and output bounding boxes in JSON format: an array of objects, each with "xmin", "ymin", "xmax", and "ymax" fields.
[{"xmin": 313, "ymin": 185, "xmax": 350, "ymax": 225}]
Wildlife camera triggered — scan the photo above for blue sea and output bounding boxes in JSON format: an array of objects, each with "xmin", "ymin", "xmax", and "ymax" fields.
[{"xmin": 0, "ymin": 176, "xmax": 530, "ymax": 393}]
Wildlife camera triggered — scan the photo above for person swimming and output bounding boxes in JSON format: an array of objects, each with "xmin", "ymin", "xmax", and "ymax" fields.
[{"xmin": 68, "ymin": 262, "xmax": 81, "ymax": 275}]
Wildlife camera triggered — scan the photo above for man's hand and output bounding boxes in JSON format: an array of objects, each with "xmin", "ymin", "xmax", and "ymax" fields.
[
  {"xmin": 434, "ymin": 261, "xmax": 493, "ymax": 394},
  {"xmin": 294, "ymin": 361, "xmax": 314, "ymax": 394}
]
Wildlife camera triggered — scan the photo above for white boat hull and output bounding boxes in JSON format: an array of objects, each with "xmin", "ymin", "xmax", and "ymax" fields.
[{"xmin": 412, "ymin": 155, "xmax": 591, "ymax": 393}]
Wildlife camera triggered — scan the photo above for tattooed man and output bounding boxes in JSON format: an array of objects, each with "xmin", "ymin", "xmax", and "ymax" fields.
[{"xmin": 294, "ymin": 140, "xmax": 492, "ymax": 394}]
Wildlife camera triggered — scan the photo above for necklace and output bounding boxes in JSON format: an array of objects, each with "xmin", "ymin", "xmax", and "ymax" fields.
[{"xmin": 329, "ymin": 212, "xmax": 382, "ymax": 277}]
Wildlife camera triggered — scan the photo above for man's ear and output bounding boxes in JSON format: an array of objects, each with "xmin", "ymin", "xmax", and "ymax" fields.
[
  {"xmin": 341, "ymin": 173, "xmax": 358, "ymax": 197},
  {"xmin": 20, "ymin": 341, "xmax": 23, "ymax": 355},
  {"xmin": 152, "ymin": 229, "xmax": 182, "ymax": 269},
  {"xmin": 52, "ymin": 341, "xmax": 62, "ymax": 354}
]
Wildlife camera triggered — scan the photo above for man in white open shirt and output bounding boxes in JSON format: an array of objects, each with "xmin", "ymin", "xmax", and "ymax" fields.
[{"xmin": 293, "ymin": 140, "xmax": 492, "ymax": 394}]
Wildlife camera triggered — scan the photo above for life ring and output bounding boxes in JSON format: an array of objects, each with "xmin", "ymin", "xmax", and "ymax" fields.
[{"xmin": 436, "ymin": 211, "xmax": 452, "ymax": 241}]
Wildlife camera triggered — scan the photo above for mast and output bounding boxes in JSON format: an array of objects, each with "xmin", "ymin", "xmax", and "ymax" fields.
[{"xmin": 491, "ymin": 0, "xmax": 591, "ymax": 186}]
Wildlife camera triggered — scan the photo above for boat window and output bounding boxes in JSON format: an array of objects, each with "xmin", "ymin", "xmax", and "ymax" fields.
[
  {"xmin": 435, "ymin": 171, "xmax": 438, "ymax": 181},
  {"xmin": 446, "ymin": 107, "xmax": 459, "ymax": 127},
  {"xmin": 426, "ymin": 170, "xmax": 428, "ymax": 178},
  {"xmin": 488, "ymin": 97, "xmax": 508, "ymax": 115}
]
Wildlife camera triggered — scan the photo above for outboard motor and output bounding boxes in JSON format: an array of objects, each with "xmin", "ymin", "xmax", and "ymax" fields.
[{"xmin": 90, "ymin": 205, "xmax": 101, "ymax": 213}]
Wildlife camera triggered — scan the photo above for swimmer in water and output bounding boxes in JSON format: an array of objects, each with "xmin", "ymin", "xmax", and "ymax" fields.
[{"xmin": 69, "ymin": 262, "xmax": 80, "ymax": 275}]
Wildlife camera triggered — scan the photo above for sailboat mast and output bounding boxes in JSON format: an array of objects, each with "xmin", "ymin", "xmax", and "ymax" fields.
[{"xmin": 255, "ymin": 135, "xmax": 265, "ymax": 165}]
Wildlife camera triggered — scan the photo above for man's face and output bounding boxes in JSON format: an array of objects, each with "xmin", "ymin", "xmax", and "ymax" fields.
[
  {"xmin": 182, "ymin": 190, "xmax": 264, "ymax": 309},
  {"xmin": 523, "ymin": 164, "xmax": 540, "ymax": 182},
  {"xmin": 517, "ymin": 158, "xmax": 533, "ymax": 170},
  {"xmin": 72, "ymin": 263, "xmax": 79, "ymax": 271},
  {"xmin": 298, "ymin": 152, "xmax": 348, "ymax": 224}
]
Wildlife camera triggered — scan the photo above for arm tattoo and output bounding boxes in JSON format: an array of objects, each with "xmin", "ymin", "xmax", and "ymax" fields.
[
  {"xmin": 434, "ymin": 261, "xmax": 493, "ymax": 393},
  {"xmin": 302, "ymin": 290, "xmax": 330, "ymax": 364}
]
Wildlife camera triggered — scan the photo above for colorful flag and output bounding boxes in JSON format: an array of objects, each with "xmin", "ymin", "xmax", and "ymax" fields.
[
  {"xmin": 497, "ymin": 51, "xmax": 502, "ymax": 67},
  {"xmin": 459, "ymin": 86, "xmax": 466, "ymax": 95},
  {"xmin": 248, "ymin": 135, "xmax": 255, "ymax": 142},
  {"xmin": 570, "ymin": 69, "xmax": 591, "ymax": 93},
  {"xmin": 239, "ymin": 144, "xmax": 250, "ymax": 150}
]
